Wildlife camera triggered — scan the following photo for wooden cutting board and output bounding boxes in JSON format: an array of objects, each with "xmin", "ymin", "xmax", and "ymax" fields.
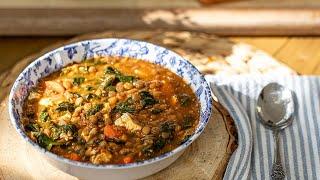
[{"xmin": 0, "ymin": 31, "xmax": 296, "ymax": 180}]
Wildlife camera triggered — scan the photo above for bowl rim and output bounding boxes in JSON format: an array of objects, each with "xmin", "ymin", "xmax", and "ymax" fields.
[{"xmin": 8, "ymin": 38, "xmax": 213, "ymax": 169}]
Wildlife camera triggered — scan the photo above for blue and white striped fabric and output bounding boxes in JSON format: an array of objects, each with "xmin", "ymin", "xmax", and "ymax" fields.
[{"xmin": 205, "ymin": 75, "xmax": 320, "ymax": 180}]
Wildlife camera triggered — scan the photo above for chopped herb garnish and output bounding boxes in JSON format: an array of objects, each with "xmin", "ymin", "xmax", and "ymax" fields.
[
  {"xmin": 39, "ymin": 110, "xmax": 50, "ymax": 122},
  {"xmin": 73, "ymin": 77, "xmax": 85, "ymax": 86},
  {"xmin": 56, "ymin": 102, "xmax": 75, "ymax": 112},
  {"xmin": 87, "ymin": 104, "xmax": 104, "ymax": 116},
  {"xmin": 37, "ymin": 133, "xmax": 61, "ymax": 150},
  {"xmin": 178, "ymin": 94, "xmax": 191, "ymax": 107},
  {"xmin": 112, "ymin": 97, "xmax": 135, "ymax": 114},
  {"xmin": 140, "ymin": 91, "xmax": 158, "ymax": 108}
]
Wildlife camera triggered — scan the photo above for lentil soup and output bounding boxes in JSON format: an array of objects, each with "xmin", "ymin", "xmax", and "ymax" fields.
[{"xmin": 22, "ymin": 56, "xmax": 200, "ymax": 165}]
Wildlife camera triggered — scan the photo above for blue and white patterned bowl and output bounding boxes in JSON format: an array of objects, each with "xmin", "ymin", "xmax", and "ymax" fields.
[{"xmin": 8, "ymin": 39, "xmax": 212, "ymax": 180}]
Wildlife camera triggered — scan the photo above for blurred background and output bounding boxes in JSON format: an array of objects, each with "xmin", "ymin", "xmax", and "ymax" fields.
[{"xmin": 0, "ymin": 0, "xmax": 319, "ymax": 74}]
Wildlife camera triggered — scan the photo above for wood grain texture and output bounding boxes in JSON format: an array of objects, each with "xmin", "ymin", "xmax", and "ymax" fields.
[
  {"xmin": 1, "ymin": 36, "xmax": 318, "ymax": 79},
  {"xmin": 0, "ymin": 37, "xmax": 68, "ymax": 72},
  {"xmin": 230, "ymin": 37, "xmax": 289, "ymax": 55},
  {"xmin": 231, "ymin": 36, "xmax": 320, "ymax": 75},
  {"xmin": 0, "ymin": 0, "xmax": 319, "ymax": 8},
  {"xmin": 0, "ymin": 6, "xmax": 320, "ymax": 36},
  {"xmin": 0, "ymin": 31, "xmax": 297, "ymax": 180},
  {"xmin": 274, "ymin": 37, "xmax": 320, "ymax": 75}
]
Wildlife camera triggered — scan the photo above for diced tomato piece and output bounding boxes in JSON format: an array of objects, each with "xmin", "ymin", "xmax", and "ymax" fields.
[
  {"xmin": 104, "ymin": 125, "xmax": 122, "ymax": 139},
  {"xmin": 170, "ymin": 95, "xmax": 179, "ymax": 106},
  {"xmin": 123, "ymin": 156, "xmax": 133, "ymax": 164},
  {"xmin": 68, "ymin": 153, "xmax": 81, "ymax": 161}
]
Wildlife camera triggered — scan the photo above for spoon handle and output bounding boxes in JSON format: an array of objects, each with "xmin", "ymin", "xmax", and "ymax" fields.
[{"xmin": 271, "ymin": 131, "xmax": 285, "ymax": 180}]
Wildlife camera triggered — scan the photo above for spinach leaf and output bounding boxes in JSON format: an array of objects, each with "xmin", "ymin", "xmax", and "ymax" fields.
[
  {"xmin": 105, "ymin": 66, "xmax": 119, "ymax": 74},
  {"xmin": 105, "ymin": 67, "xmax": 136, "ymax": 83},
  {"xmin": 60, "ymin": 124, "xmax": 77, "ymax": 134},
  {"xmin": 142, "ymin": 138, "xmax": 167, "ymax": 157},
  {"xmin": 153, "ymin": 138, "xmax": 166, "ymax": 151},
  {"xmin": 51, "ymin": 126, "xmax": 62, "ymax": 140},
  {"xmin": 112, "ymin": 97, "xmax": 135, "ymax": 114},
  {"xmin": 51, "ymin": 124, "xmax": 78, "ymax": 140},
  {"xmin": 142, "ymin": 145, "xmax": 154, "ymax": 157},
  {"xmin": 182, "ymin": 115, "xmax": 194, "ymax": 129},
  {"xmin": 39, "ymin": 110, "xmax": 50, "ymax": 122},
  {"xmin": 87, "ymin": 104, "xmax": 104, "ymax": 116},
  {"xmin": 102, "ymin": 74, "xmax": 116, "ymax": 90},
  {"xmin": 140, "ymin": 91, "xmax": 158, "ymax": 108},
  {"xmin": 142, "ymin": 138, "xmax": 166, "ymax": 156},
  {"xmin": 56, "ymin": 102, "xmax": 75, "ymax": 112},
  {"xmin": 73, "ymin": 77, "xmax": 85, "ymax": 86},
  {"xmin": 117, "ymin": 75, "xmax": 135, "ymax": 83},
  {"xmin": 37, "ymin": 133, "xmax": 61, "ymax": 150},
  {"xmin": 178, "ymin": 94, "xmax": 191, "ymax": 107},
  {"xmin": 160, "ymin": 121, "xmax": 175, "ymax": 133}
]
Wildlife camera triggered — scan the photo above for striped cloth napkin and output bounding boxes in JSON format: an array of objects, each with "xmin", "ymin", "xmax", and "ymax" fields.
[{"xmin": 205, "ymin": 75, "xmax": 320, "ymax": 180}]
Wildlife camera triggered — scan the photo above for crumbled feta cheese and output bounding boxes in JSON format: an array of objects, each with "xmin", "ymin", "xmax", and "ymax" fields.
[
  {"xmin": 114, "ymin": 113, "xmax": 141, "ymax": 132},
  {"xmin": 39, "ymin": 98, "xmax": 53, "ymax": 106}
]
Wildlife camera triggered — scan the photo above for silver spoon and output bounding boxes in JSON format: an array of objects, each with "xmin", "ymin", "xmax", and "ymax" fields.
[{"xmin": 256, "ymin": 83, "xmax": 295, "ymax": 180}]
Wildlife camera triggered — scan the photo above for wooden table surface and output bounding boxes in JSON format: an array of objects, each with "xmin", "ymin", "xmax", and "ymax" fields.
[
  {"xmin": 1, "ymin": 0, "xmax": 320, "ymax": 36},
  {"xmin": 231, "ymin": 37, "xmax": 320, "ymax": 75},
  {"xmin": 0, "ymin": 36, "xmax": 319, "ymax": 76}
]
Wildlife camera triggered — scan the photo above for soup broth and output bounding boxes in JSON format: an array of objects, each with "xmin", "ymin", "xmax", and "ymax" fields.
[{"xmin": 22, "ymin": 57, "xmax": 200, "ymax": 164}]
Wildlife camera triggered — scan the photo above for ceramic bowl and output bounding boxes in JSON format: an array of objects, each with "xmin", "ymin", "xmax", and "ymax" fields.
[{"xmin": 8, "ymin": 38, "xmax": 212, "ymax": 180}]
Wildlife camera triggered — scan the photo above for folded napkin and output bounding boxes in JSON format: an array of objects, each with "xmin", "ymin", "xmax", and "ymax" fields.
[{"xmin": 205, "ymin": 75, "xmax": 320, "ymax": 180}]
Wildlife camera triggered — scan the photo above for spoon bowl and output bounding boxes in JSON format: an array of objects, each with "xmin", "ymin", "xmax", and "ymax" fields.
[
  {"xmin": 257, "ymin": 82, "xmax": 294, "ymax": 130},
  {"xmin": 256, "ymin": 82, "xmax": 295, "ymax": 180}
]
